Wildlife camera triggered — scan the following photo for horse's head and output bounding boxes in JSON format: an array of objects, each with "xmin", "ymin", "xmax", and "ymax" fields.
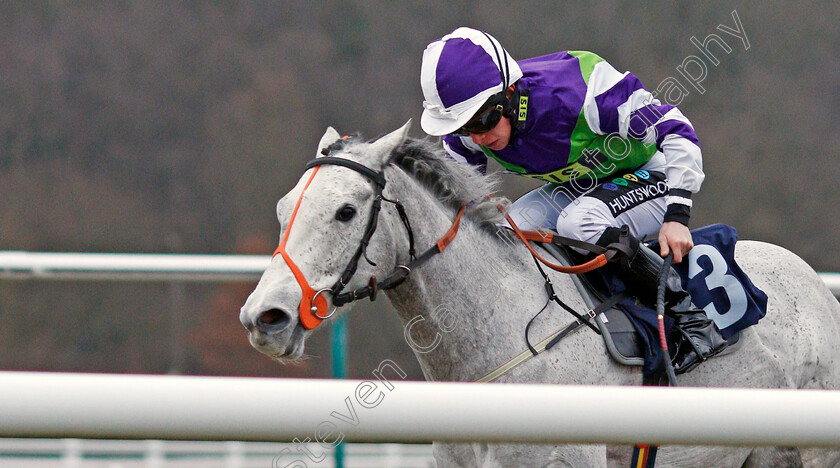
[{"xmin": 239, "ymin": 122, "xmax": 411, "ymax": 361}]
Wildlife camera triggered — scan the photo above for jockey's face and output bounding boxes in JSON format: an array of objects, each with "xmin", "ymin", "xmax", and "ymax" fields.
[{"xmin": 467, "ymin": 114, "xmax": 512, "ymax": 151}]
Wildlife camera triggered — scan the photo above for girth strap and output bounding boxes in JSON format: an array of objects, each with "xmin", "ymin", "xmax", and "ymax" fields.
[{"xmin": 545, "ymin": 293, "xmax": 626, "ymax": 351}]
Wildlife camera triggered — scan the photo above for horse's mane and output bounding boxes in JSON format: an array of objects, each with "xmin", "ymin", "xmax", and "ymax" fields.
[{"xmin": 388, "ymin": 138, "xmax": 510, "ymax": 228}]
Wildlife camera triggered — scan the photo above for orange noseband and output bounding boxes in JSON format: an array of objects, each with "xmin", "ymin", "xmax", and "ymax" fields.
[{"xmin": 272, "ymin": 166, "xmax": 330, "ymax": 330}]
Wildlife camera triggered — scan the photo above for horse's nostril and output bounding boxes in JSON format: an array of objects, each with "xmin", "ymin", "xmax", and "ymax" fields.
[
  {"xmin": 257, "ymin": 308, "xmax": 292, "ymax": 333},
  {"xmin": 259, "ymin": 309, "xmax": 280, "ymax": 324}
]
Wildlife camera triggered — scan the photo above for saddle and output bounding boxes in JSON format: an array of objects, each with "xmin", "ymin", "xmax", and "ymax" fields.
[{"xmin": 535, "ymin": 239, "xmax": 744, "ymax": 377}]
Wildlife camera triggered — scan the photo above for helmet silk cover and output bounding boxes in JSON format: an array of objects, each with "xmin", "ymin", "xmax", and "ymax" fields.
[{"xmin": 420, "ymin": 27, "xmax": 523, "ymax": 136}]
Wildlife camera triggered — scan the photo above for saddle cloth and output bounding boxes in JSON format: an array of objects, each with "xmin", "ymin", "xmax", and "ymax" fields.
[{"xmin": 537, "ymin": 224, "xmax": 767, "ymax": 377}]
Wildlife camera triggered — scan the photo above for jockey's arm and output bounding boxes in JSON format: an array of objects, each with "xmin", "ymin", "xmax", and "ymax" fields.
[{"xmin": 584, "ymin": 57, "xmax": 703, "ymax": 262}]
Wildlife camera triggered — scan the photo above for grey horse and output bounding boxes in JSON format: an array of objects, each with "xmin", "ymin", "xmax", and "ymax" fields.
[{"xmin": 240, "ymin": 122, "xmax": 840, "ymax": 467}]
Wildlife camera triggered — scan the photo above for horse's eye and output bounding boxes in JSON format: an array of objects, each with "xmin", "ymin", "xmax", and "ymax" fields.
[{"xmin": 336, "ymin": 204, "xmax": 356, "ymax": 222}]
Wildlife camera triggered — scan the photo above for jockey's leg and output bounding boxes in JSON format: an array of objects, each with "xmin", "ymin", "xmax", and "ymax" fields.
[
  {"xmin": 595, "ymin": 225, "xmax": 729, "ymax": 374},
  {"xmin": 507, "ymin": 183, "xmax": 574, "ymax": 232},
  {"xmin": 555, "ymin": 170, "xmax": 727, "ymax": 374}
]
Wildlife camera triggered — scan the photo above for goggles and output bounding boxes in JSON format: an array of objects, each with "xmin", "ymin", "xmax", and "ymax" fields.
[{"xmin": 452, "ymin": 94, "xmax": 506, "ymax": 136}]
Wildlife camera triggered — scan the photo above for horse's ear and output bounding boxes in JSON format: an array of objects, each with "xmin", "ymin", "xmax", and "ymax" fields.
[
  {"xmin": 369, "ymin": 120, "xmax": 411, "ymax": 166},
  {"xmin": 317, "ymin": 127, "xmax": 342, "ymax": 157}
]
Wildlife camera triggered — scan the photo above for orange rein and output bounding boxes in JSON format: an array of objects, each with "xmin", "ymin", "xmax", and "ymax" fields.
[{"xmin": 500, "ymin": 205, "xmax": 607, "ymax": 275}]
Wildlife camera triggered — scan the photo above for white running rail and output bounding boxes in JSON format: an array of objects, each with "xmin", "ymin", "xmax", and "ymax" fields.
[
  {"xmin": 0, "ymin": 251, "xmax": 268, "ymax": 282},
  {"xmin": 1, "ymin": 251, "xmax": 839, "ymax": 295},
  {"xmin": 1, "ymin": 372, "xmax": 840, "ymax": 447}
]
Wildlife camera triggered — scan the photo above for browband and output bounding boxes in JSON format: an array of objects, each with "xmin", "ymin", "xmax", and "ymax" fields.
[{"xmin": 306, "ymin": 157, "xmax": 387, "ymax": 189}]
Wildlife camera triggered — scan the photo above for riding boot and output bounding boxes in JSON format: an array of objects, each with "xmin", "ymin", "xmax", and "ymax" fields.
[
  {"xmin": 596, "ymin": 226, "xmax": 728, "ymax": 374},
  {"xmin": 668, "ymin": 295, "xmax": 730, "ymax": 374}
]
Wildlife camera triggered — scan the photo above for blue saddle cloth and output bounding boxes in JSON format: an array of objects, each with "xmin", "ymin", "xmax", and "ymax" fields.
[{"xmin": 598, "ymin": 223, "xmax": 768, "ymax": 376}]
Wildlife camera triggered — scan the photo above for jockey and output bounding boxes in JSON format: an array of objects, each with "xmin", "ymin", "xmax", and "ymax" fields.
[{"xmin": 419, "ymin": 27, "xmax": 727, "ymax": 374}]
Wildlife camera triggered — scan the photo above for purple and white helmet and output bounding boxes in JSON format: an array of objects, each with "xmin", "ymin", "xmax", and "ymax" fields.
[{"xmin": 420, "ymin": 27, "xmax": 523, "ymax": 136}]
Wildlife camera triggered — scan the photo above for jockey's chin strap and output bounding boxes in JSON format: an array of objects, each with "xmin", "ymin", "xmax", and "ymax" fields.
[{"xmin": 274, "ymin": 153, "xmax": 466, "ymax": 330}]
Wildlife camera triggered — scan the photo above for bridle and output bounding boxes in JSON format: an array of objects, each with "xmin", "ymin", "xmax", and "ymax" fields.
[
  {"xmin": 272, "ymin": 138, "xmax": 626, "ymax": 386},
  {"xmin": 273, "ymin": 138, "xmax": 613, "ymax": 350},
  {"xmin": 273, "ymin": 147, "xmax": 466, "ymax": 330}
]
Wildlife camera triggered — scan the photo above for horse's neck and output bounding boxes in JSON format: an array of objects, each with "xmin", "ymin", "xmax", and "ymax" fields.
[{"xmin": 382, "ymin": 170, "xmax": 580, "ymax": 382}]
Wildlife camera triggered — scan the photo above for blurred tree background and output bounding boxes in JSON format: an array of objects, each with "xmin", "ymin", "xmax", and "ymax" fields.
[{"xmin": 1, "ymin": 1, "xmax": 838, "ymax": 380}]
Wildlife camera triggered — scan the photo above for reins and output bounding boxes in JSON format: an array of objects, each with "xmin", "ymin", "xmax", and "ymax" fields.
[
  {"xmin": 501, "ymin": 206, "xmax": 617, "ymax": 274},
  {"xmin": 468, "ymin": 203, "xmax": 641, "ymax": 383},
  {"xmin": 276, "ymin": 145, "xmax": 678, "ymax": 468},
  {"xmin": 276, "ymin": 146, "xmax": 631, "ymax": 383},
  {"xmin": 330, "ymin": 204, "xmax": 466, "ymax": 308}
]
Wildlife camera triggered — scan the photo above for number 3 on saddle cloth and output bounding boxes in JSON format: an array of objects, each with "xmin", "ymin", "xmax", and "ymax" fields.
[{"xmin": 589, "ymin": 223, "xmax": 768, "ymax": 378}]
